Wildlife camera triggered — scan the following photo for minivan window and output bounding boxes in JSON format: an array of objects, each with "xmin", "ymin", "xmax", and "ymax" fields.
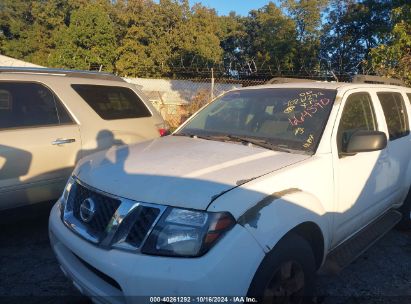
[
  {"xmin": 177, "ymin": 88, "xmax": 337, "ymax": 153},
  {"xmin": 377, "ymin": 92, "xmax": 409, "ymax": 140},
  {"xmin": 337, "ymin": 93, "xmax": 377, "ymax": 153},
  {"xmin": 72, "ymin": 85, "xmax": 152, "ymax": 120},
  {"xmin": 0, "ymin": 82, "xmax": 73, "ymax": 129}
]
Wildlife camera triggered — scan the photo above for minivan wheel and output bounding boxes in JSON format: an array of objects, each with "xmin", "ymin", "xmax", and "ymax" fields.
[
  {"xmin": 247, "ymin": 233, "xmax": 316, "ymax": 304},
  {"xmin": 397, "ymin": 188, "xmax": 411, "ymax": 230}
]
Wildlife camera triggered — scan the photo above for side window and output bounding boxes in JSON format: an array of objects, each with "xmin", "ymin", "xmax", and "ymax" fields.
[
  {"xmin": 71, "ymin": 84, "xmax": 152, "ymax": 120},
  {"xmin": 0, "ymin": 82, "xmax": 73, "ymax": 130},
  {"xmin": 55, "ymin": 99, "xmax": 74, "ymax": 124},
  {"xmin": 337, "ymin": 93, "xmax": 377, "ymax": 152},
  {"xmin": 377, "ymin": 92, "xmax": 409, "ymax": 140},
  {"xmin": 407, "ymin": 93, "xmax": 411, "ymax": 104}
]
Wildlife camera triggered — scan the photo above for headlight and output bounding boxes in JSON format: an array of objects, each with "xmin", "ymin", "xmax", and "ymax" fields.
[
  {"xmin": 59, "ymin": 176, "xmax": 76, "ymax": 216},
  {"xmin": 142, "ymin": 208, "xmax": 235, "ymax": 257}
]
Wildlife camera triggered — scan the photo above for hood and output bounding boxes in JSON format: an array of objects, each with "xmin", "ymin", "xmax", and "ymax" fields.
[{"xmin": 74, "ymin": 136, "xmax": 310, "ymax": 210}]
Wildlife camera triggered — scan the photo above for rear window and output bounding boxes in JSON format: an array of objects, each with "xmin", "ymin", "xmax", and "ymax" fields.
[
  {"xmin": 71, "ymin": 85, "xmax": 151, "ymax": 120},
  {"xmin": 377, "ymin": 92, "xmax": 409, "ymax": 140}
]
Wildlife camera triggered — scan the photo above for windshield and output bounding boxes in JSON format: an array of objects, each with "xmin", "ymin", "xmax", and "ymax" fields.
[{"xmin": 177, "ymin": 88, "xmax": 337, "ymax": 153}]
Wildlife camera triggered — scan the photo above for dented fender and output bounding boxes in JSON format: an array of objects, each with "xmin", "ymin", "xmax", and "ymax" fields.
[
  {"xmin": 238, "ymin": 190, "xmax": 329, "ymax": 255},
  {"xmin": 209, "ymin": 187, "xmax": 330, "ymax": 257}
]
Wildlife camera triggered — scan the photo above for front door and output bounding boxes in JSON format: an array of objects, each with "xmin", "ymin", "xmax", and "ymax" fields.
[
  {"xmin": 331, "ymin": 91, "xmax": 390, "ymax": 246},
  {"xmin": 0, "ymin": 82, "xmax": 81, "ymax": 210}
]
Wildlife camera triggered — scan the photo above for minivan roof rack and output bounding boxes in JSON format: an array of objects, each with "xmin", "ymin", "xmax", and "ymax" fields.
[
  {"xmin": 0, "ymin": 67, "xmax": 125, "ymax": 82},
  {"xmin": 352, "ymin": 75, "xmax": 405, "ymax": 86}
]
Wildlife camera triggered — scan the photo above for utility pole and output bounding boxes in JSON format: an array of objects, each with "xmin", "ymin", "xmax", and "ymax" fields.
[{"xmin": 210, "ymin": 68, "xmax": 215, "ymax": 101}]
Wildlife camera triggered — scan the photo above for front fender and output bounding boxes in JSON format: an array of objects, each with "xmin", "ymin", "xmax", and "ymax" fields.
[
  {"xmin": 207, "ymin": 154, "xmax": 334, "ymax": 261},
  {"xmin": 237, "ymin": 190, "xmax": 329, "ymax": 255}
]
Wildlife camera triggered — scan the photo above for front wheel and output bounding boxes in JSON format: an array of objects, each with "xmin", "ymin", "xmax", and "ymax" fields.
[{"xmin": 247, "ymin": 233, "xmax": 316, "ymax": 304}]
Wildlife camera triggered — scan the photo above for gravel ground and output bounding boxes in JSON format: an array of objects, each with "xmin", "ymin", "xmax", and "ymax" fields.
[{"xmin": 0, "ymin": 202, "xmax": 410, "ymax": 304}]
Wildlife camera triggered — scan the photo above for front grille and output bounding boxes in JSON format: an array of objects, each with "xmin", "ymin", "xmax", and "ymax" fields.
[
  {"xmin": 63, "ymin": 179, "xmax": 166, "ymax": 251},
  {"xmin": 125, "ymin": 206, "xmax": 160, "ymax": 247},
  {"xmin": 67, "ymin": 182, "xmax": 121, "ymax": 239}
]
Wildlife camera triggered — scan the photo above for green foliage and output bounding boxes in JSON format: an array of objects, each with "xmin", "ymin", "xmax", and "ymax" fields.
[
  {"xmin": 114, "ymin": 0, "xmax": 223, "ymax": 77},
  {"xmin": 281, "ymin": 0, "xmax": 328, "ymax": 71},
  {"xmin": 321, "ymin": 0, "xmax": 396, "ymax": 75},
  {"xmin": 48, "ymin": 2, "xmax": 116, "ymax": 71},
  {"xmin": 1, "ymin": 0, "xmax": 410, "ymax": 81},
  {"xmin": 370, "ymin": 4, "xmax": 411, "ymax": 85},
  {"xmin": 218, "ymin": 12, "xmax": 248, "ymax": 69},
  {"xmin": 246, "ymin": 2, "xmax": 297, "ymax": 71}
]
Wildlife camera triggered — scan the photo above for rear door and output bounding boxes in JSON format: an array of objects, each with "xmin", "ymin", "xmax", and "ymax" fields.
[
  {"xmin": 70, "ymin": 84, "xmax": 161, "ymax": 159},
  {"xmin": 375, "ymin": 91, "xmax": 411, "ymax": 203},
  {"xmin": 0, "ymin": 82, "xmax": 81, "ymax": 210}
]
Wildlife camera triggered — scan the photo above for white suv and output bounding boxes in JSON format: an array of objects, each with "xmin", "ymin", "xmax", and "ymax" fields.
[
  {"xmin": 49, "ymin": 81, "xmax": 411, "ymax": 303},
  {"xmin": 0, "ymin": 67, "xmax": 166, "ymax": 211}
]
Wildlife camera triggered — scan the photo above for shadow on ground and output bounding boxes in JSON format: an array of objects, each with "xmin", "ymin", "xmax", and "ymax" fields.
[{"xmin": 0, "ymin": 202, "xmax": 90, "ymax": 304}]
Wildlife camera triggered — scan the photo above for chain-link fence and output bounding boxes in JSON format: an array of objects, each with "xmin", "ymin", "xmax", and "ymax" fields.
[{"xmin": 125, "ymin": 76, "xmax": 269, "ymax": 128}]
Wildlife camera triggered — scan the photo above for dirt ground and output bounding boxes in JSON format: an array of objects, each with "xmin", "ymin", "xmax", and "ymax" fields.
[{"xmin": 0, "ymin": 202, "xmax": 410, "ymax": 304}]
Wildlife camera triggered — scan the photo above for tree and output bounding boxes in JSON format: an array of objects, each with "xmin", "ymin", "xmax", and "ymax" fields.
[
  {"xmin": 0, "ymin": 0, "xmax": 96, "ymax": 67},
  {"xmin": 321, "ymin": 0, "xmax": 395, "ymax": 76},
  {"xmin": 115, "ymin": 0, "xmax": 223, "ymax": 77},
  {"xmin": 281, "ymin": 0, "xmax": 328, "ymax": 72},
  {"xmin": 244, "ymin": 2, "xmax": 297, "ymax": 73},
  {"xmin": 320, "ymin": 0, "xmax": 362, "ymax": 76},
  {"xmin": 0, "ymin": 0, "xmax": 35, "ymax": 60},
  {"xmin": 370, "ymin": 4, "xmax": 411, "ymax": 84},
  {"xmin": 114, "ymin": 0, "xmax": 161, "ymax": 76},
  {"xmin": 49, "ymin": 2, "xmax": 117, "ymax": 71},
  {"xmin": 218, "ymin": 12, "xmax": 248, "ymax": 73},
  {"xmin": 173, "ymin": 4, "xmax": 223, "ymax": 69}
]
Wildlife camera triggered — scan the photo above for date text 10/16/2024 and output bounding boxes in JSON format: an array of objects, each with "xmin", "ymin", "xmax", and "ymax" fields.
[{"xmin": 149, "ymin": 296, "xmax": 258, "ymax": 303}]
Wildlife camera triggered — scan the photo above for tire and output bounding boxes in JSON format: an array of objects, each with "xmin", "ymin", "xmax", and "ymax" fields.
[
  {"xmin": 397, "ymin": 188, "xmax": 411, "ymax": 230},
  {"xmin": 247, "ymin": 233, "xmax": 316, "ymax": 304}
]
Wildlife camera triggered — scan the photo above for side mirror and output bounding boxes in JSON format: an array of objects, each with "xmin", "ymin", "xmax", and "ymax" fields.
[{"xmin": 344, "ymin": 130, "xmax": 387, "ymax": 154}]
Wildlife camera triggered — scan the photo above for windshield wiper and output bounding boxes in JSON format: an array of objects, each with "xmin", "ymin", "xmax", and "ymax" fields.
[
  {"xmin": 226, "ymin": 135, "xmax": 292, "ymax": 153},
  {"xmin": 175, "ymin": 133, "xmax": 293, "ymax": 153},
  {"xmin": 174, "ymin": 133, "xmax": 227, "ymax": 141}
]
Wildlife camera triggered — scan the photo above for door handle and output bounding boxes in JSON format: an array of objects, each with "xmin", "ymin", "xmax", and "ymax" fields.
[{"xmin": 52, "ymin": 138, "xmax": 76, "ymax": 145}]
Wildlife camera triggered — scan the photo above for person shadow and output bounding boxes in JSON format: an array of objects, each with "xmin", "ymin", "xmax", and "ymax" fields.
[
  {"xmin": 76, "ymin": 130, "xmax": 125, "ymax": 163},
  {"xmin": 0, "ymin": 130, "xmax": 125, "ymax": 213}
]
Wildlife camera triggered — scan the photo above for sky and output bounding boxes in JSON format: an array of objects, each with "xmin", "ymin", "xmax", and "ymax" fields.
[{"xmin": 189, "ymin": 0, "xmax": 277, "ymax": 16}]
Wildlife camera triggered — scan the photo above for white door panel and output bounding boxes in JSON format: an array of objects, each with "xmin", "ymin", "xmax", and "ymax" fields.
[
  {"xmin": 334, "ymin": 150, "xmax": 389, "ymax": 242},
  {"xmin": 332, "ymin": 90, "xmax": 390, "ymax": 246}
]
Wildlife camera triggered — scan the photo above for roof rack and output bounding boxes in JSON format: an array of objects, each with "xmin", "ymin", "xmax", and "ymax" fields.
[
  {"xmin": 266, "ymin": 77, "xmax": 319, "ymax": 84},
  {"xmin": 352, "ymin": 75, "xmax": 405, "ymax": 86},
  {"xmin": 0, "ymin": 67, "xmax": 125, "ymax": 82}
]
